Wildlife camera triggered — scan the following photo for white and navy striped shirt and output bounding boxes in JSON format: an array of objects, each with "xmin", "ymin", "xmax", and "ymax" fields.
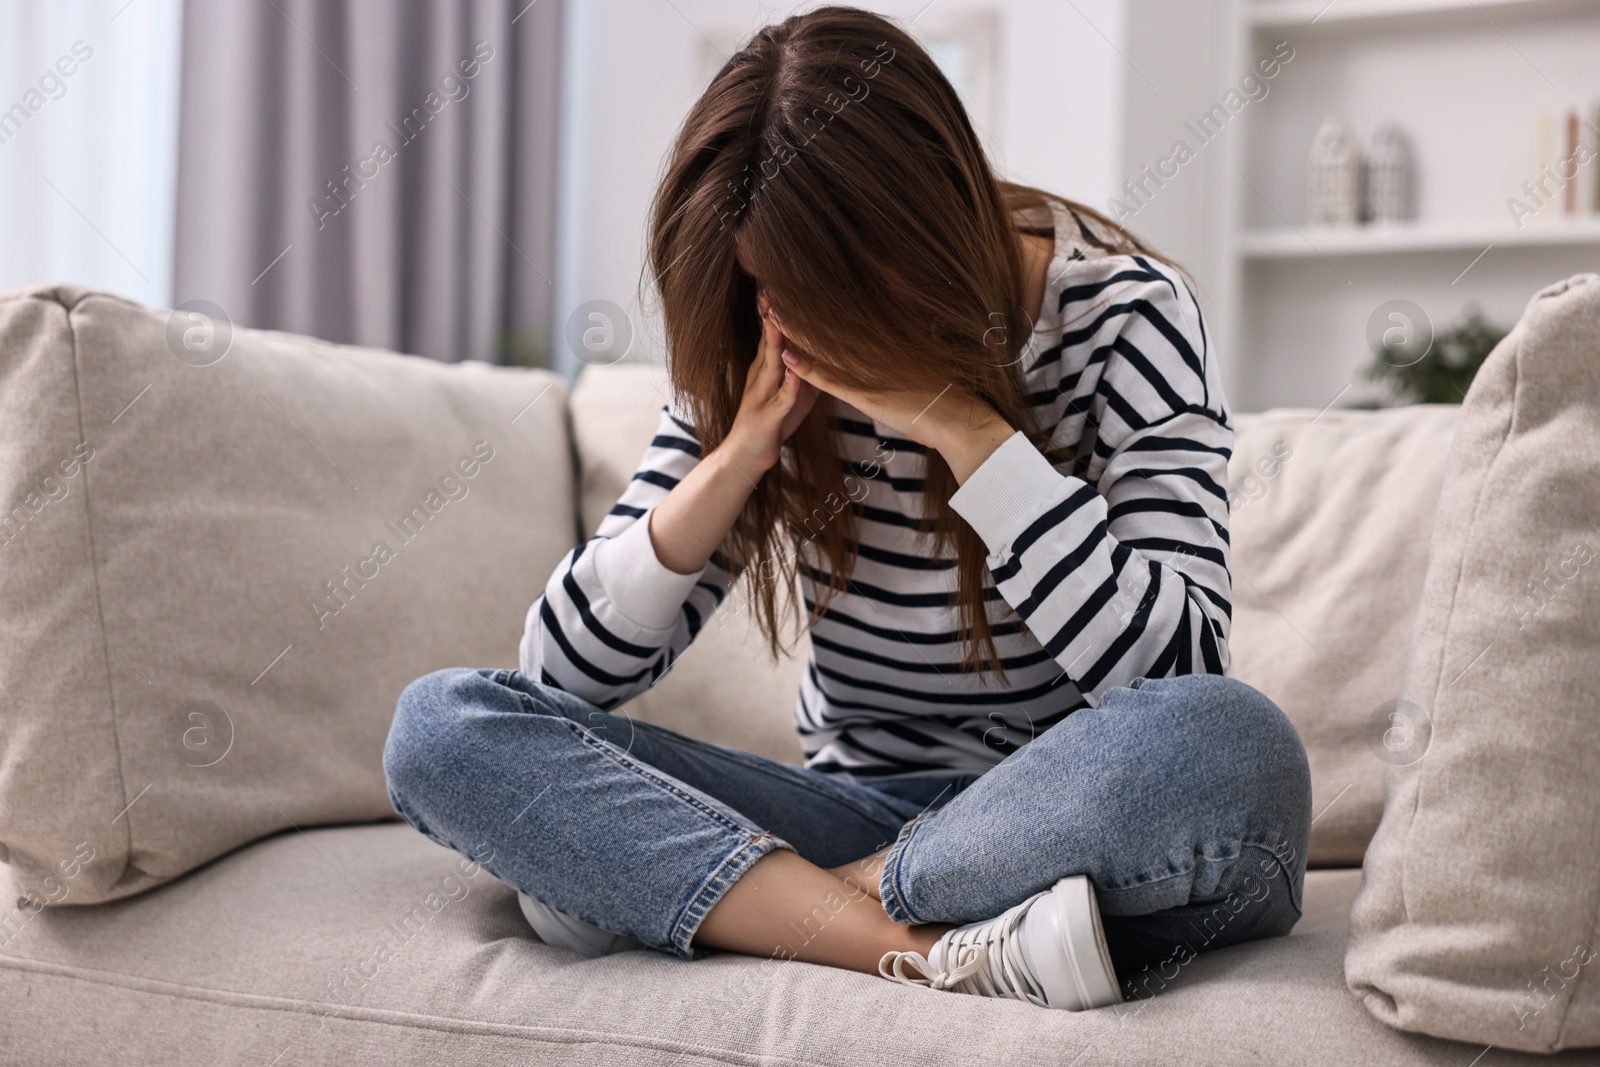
[{"xmin": 522, "ymin": 198, "xmax": 1233, "ymax": 781}]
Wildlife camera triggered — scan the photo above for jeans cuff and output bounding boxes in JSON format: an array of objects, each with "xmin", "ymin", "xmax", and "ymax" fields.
[
  {"xmin": 668, "ymin": 830, "xmax": 794, "ymax": 959},
  {"xmin": 878, "ymin": 809, "xmax": 934, "ymax": 926}
]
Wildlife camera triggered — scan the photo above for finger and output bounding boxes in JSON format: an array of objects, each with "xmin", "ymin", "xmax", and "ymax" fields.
[
  {"xmin": 747, "ymin": 329, "xmax": 772, "ymax": 385},
  {"xmin": 790, "ymin": 376, "xmax": 821, "ymax": 427},
  {"xmin": 766, "ymin": 367, "xmax": 802, "ymax": 419},
  {"xmin": 747, "ymin": 311, "xmax": 786, "ymax": 393},
  {"xmin": 791, "ymin": 361, "xmax": 870, "ymax": 422},
  {"xmin": 763, "ymin": 325, "xmax": 793, "ymax": 399},
  {"xmin": 782, "ymin": 348, "xmax": 848, "ymax": 403},
  {"xmin": 778, "ymin": 376, "xmax": 816, "ymax": 440},
  {"xmin": 763, "ymin": 311, "xmax": 785, "ymax": 365}
]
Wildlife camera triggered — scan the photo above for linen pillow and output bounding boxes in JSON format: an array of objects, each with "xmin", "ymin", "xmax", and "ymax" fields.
[
  {"xmin": 1227, "ymin": 405, "xmax": 1459, "ymax": 867},
  {"xmin": 0, "ymin": 285, "xmax": 575, "ymax": 906},
  {"xmin": 1346, "ymin": 273, "xmax": 1600, "ymax": 1053}
]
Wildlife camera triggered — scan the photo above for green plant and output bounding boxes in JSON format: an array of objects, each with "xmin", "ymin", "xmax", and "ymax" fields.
[
  {"xmin": 499, "ymin": 328, "xmax": 551, "ymax": 370},
  {"xmin": 1364, "ymin": 306, "xmax": 1508, "ymax": 404}
]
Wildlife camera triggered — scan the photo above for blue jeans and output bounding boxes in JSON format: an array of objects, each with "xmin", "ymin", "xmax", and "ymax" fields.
[{"xmin": 383, "ymin": 669, "xmax": 1311, "ymax": 990}]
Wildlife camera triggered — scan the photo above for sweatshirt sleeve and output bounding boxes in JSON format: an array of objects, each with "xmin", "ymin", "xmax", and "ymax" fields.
[
  {"xmin": 519, "ymin": 399, "xmax": 735, "ymax": 710},
  {"xmin": 948, "ymin": 256, "xmax": 1233, "ymax": 705}
]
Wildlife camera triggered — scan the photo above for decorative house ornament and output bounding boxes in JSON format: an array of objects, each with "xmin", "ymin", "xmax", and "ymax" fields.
[
  {"xmin": 1364, "ymin": 122, "xmax": 1413, "ymax": 223},
  {"xmin": 1308, "ymin": 117, "xmax": 1362, "ymax": 226}
]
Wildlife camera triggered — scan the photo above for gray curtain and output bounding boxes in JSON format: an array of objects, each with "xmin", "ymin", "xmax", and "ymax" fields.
[{"xmin": 173, "ymin": 0, "xmax": 562, "ymax": 365}]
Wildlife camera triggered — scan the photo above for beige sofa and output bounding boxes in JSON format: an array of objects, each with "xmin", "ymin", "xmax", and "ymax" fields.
[{"xmin": 2, "ymin": 280, "xmax": 1597, "ymax": 1064}]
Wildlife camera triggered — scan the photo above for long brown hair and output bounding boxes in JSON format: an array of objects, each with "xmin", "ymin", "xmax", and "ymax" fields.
[{"xmin": 646, "ymin": 5, "xmax": 1160, "ymax": 679}]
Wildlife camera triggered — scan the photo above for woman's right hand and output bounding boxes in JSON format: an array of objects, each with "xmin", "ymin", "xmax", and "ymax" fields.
[{"xmin": 720, "ymin": 295, "xmax": 819, "ymax": 475}]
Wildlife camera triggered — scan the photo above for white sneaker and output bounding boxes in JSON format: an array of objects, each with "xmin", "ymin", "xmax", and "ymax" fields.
[
  {"xmin": 878, "ymin": 875, "xmax": 1122, "ymax": 1010},
  {"xmin": 517, "ymin": 891, "xmax": 646, "ymax": 958}
]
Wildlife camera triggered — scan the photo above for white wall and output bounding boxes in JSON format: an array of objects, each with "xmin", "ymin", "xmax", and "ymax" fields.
[
  {"xmin": 1118, "ymin": 0, "xmax": 1233, "ymax": 304},
  {"xmin": 0, "ymin": 0, "xmax": 183, "ymax": 308},
  {"xmin": 553, "ymin": 0, "xmax": 1130, "ymax": 376}
]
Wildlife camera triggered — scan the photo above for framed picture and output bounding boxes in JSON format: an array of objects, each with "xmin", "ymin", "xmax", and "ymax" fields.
[
  {"xmin": 915, "ymin": 8, "xmax": 1001, "ymax": 149},
  {"xmin": 694, "ymin": 9, "xmax": 1001, "ymax": 151}
]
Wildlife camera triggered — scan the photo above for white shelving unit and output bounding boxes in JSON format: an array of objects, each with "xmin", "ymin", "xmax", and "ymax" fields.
[
  {"xmin": 1246, "ymin": 0, "xmax": 1594, "ymax": 30},
  {"xmin": 1241, "ymin": 217, "xmax": 1600, "ymax": 257},
  {"xmin": 1200, "ymin": 0, "xmax": 1600, "ymax": 410}
]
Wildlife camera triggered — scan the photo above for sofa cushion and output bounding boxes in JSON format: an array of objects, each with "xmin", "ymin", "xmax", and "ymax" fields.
[
  {"xmin": 0, "ymin": 285, "xmax": 575, "ymax": 906},
  {"xmin": 1226, "ymin": 405, "xmax": 1459, "ymax": 866},
  {"xmin": 1346, "ymin": 273, "xmax": 1600, "ymax": 1053},
  {"xmin": 570, "ymin": 366, "xmax": 1458, "ymax": 868},
  {"xmin": 9, "ymin": 820, "xmax": 1589, "ymax": 1066}
]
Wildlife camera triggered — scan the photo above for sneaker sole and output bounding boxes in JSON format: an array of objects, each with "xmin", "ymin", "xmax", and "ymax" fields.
[
  {"xmin": 1055, "ymin": 876, "xmax": 1123, "ymax": 1010},
  {"xmin": 518, "ymin": 891, "xmax": 644, "ymax": 958}
]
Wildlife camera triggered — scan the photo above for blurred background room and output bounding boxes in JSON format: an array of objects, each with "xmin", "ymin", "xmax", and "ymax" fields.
[{"xmin": 2, "ymin": 0, "xmax": 1597, "ymax": 413}]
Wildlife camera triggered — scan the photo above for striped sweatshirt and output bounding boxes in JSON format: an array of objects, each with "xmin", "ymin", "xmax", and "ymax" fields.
[{"xmin": 521, "ymin": 198, "xmax": 1234, "ymax": 781}]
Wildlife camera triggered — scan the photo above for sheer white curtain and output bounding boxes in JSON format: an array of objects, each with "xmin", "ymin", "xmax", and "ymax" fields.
[{"xmin": 0, "ymin": 0, "xmax": 183, "ymax": 308}]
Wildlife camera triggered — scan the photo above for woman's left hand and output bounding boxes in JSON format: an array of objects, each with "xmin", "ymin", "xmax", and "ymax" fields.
[{"xmin": 779, "ymin": 346, "xmax": 1017, "ymax": 483}]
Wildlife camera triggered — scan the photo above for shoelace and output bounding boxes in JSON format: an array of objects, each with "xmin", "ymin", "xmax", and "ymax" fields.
[{"xmin": 878, "ymin": 888, "xmax": 1051, "ymax": 1007}]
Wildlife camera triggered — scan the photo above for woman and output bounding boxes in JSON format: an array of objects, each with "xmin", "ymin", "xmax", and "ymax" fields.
[{"xmin": 384, "ymin": 6, "xmax": 1311, "ymax": 1011}]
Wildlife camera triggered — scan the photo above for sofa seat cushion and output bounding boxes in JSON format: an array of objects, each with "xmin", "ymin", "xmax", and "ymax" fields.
[{"xmin": 1, "ymin": 825, "xmax": 1586, "ymax": 1066}]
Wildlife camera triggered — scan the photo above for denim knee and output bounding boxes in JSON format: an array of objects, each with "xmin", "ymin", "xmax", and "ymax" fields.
[
  {"xmin": 1140, "ymin": 673, "xmax": 1312, "ymax": 877},
  {"xmin": 1210, "ymin": 675, "xmax": 1307, "ymax": 811},
  {"xmin": 1129, "ymin": 673, "xmax": 1307, "ymax": 783},
  {"xmin": 383, "ymin": 667, "xmax": 490, "ymax": 818},
  {"xmin": 1113, "ymin": 675, "xmax": 1311, "ymax": 853}
]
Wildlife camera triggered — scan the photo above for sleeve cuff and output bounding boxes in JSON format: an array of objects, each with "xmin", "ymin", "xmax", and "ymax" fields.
[
  {"xmin": 948, "ymin": 430, "xmax": 1076, "ymax": 557},
  {"xmin": 592, "ymin": 509, "xmax": 707, "ymax": 631}
]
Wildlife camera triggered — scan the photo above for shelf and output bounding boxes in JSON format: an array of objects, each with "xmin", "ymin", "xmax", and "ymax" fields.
[
  {"xmin": 1240, "ymin": 218, "xmax": 1600, "ymax": 258},
  {"xmin": 1246, "ymin": 0, "xmax": 1596, "ymax": 30}
]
